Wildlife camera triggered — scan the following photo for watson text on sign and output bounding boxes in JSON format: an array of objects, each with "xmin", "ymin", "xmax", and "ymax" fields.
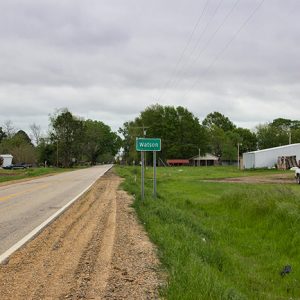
[{"xmin": 136, "ymin": 138, "xmax": 161, "ymax": 152}]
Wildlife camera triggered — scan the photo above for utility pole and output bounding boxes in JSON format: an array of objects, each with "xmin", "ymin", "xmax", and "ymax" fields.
[
  {"xmin": 56, "ymin": 140, "xmax": 59, "ymax": 167},
  {"xmin": 142, "ymin": 124, "xmax": 147, "ymax": 167},
  {"xmin": 237, "ymin": 142, "xmax": 242, "ymax": 169},
  {"xmin": 198, "ymin": 148, "xmax": 200, "ymax": 167}
]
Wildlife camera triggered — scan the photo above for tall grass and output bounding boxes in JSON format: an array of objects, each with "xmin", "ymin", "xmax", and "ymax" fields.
[{"xmin": 116, "ymin": 166, "xmax": 300, "ymax": 299}]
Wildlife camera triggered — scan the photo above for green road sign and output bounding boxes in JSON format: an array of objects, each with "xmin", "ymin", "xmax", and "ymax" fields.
[{"xmin": 136, "ymin": 138, "xmax": 161, "ymax": 152}]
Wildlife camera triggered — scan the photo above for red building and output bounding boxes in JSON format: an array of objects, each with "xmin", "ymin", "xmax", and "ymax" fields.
[{"xmin": 167, "ymin": 159, "xmax": 190, "ymax": 166}]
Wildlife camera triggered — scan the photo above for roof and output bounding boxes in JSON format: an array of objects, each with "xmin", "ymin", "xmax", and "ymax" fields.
[
  {"xmin": 190, "ymin": 153, "xmax": 219, "ymax": 161},
  {"xmin": 0, "ymin": 154, "xmax": 13, "ymax": 158},
  {"xmin": 167, "ymin": 159, "xmax": 189, "ymax": 164},
  {"xmin": 244, "ymin": 143, "xmax": 300, "ymax": 155}
]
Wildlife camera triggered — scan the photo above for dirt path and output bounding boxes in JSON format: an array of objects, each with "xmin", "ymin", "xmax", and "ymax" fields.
[
  {"xmin": 205, "ymin": 173, "xmax": 296, "ymax": 184},
  {"xmin": 0, "ymin": 171, "xmax": 162, "ymax": 299}
]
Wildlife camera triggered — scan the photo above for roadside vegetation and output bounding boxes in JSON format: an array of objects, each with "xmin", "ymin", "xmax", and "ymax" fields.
[
  {"xmin": 0, "ymin": 167, "xmax": 73, "ymax": 183},
  {"xmin": 116, "ymin": 166, "xmax": 300, "ymax": 299},
  {"xmin": 0, "ymin": 109, "xmax": 121, "ymax": 168}
]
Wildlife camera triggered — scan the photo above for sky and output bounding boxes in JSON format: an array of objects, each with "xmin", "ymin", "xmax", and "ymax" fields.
[{"xmin": 0, "ymin": 0, "xmax": 299, "ymax": 136}]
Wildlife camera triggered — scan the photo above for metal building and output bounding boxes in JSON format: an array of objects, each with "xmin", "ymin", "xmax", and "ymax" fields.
[{"xmin": 243, "ymin": 143, "xmax": 300, "ymax": 169}]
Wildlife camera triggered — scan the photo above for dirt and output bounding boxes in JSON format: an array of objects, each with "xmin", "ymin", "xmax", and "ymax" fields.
[
  {"xmin": 206, "ymin": 173, "xmax": 296, "ymax": 184},
  {"xmin": 0, "ymin": 170, "xmax": 163, "ymax": 299}
]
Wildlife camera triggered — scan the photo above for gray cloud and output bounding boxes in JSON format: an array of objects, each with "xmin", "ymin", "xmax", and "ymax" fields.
[{"xmin": 0, "ymin": 0, "xmax": 299, "ymax": 135}]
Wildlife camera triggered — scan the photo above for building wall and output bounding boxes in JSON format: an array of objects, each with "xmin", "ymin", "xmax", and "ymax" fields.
[
  {"xmin": 243, "ymin": 144, "xmax": 300, "ymax": 169},
  {"xmin": 243, "ymin": 153, "xmax": 255, "ymax": 169}
]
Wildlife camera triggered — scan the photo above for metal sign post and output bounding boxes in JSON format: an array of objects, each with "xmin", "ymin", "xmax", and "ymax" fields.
[
  {"xmin": 153, "ymin": 151, "xmax": 157, "ymax": 198},
  {"xmin": 141, "ymin": 151, "xmax": 145, "ymax": 199},
  {"xmin": 136, "ymin": 138, "xmax": 161, "ymax": 200}
]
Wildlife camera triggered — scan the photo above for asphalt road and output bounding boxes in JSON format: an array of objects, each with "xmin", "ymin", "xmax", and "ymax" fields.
[{"xmin": 0, "ymin": 165, "xmax": 112, "ymax": 256}]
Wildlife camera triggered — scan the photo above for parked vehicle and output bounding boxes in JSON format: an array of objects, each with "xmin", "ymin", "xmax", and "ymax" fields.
[{"xmin": 2, "ymin": 163, "xmax": 32, "ymax": 170}]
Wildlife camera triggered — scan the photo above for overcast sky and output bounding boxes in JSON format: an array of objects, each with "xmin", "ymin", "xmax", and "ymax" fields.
[{"xmin": 0, "ymin": 0, "xmax": 299, "ymax": 135}]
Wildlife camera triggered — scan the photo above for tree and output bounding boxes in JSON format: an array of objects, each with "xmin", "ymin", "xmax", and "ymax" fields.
[
  {"xmin": 3, "ymin": 120, "xmax": 15, "ymax": 138},
  {"xmin": 29, "ymin": 123, "xmax": 42, "ymax": 145},
  {"xmin": 50, "ymin": 109, "xmax": 85, "ymax": 167},
  {"xmin": 14, "ymin": 130, "xmax": 32, "ymax": 145},
  {"xmin": 84, "ymin": 120, "xmax": 121, "ymax": 165},
  {"xmin": 256, "ymin": 118, "xmax": 294, "ymax": 149},
  {"xmin": 36, "ymin": 138, "xmax": 56, "ymax": 166},
  {"xmin": 0, "ymin": 127, "xmax": 6, "ymax": 143},
  {"xmin": 203, "ymin": 112, "xmax": 236, "ymax": 132},
  {"xmin": 233, "ymin": 127, "xmax": 257, "ymax": 154},
  {"xmin": 203, "ymin": 112, "xmax": 238, "ymax": 159},
  {"xmin": 208, "ymin": 125, "xmax": 226, "ymax": 158},
  {"xmin": 120, "ymin": 104, "xmax": 209, "ymax": 163}
]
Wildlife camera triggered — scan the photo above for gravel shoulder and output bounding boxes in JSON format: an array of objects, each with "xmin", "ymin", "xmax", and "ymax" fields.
[{"xmin": 0, "ymin": 170, "xmax": 162, "ymax": 299}]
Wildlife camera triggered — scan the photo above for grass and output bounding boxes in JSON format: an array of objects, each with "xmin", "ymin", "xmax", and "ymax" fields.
[
  {"xmin": 116, "ymin": 166, "xmax": 300, "ymax": 299},
  {"xmin": 0, "ymin": 167, "xmax": 74, "ymax": 183}
]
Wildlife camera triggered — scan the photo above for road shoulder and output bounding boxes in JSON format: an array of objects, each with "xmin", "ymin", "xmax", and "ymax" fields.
[{"xmin": 0, "ymin": 170, "xmax": 163, "ymax": 299}]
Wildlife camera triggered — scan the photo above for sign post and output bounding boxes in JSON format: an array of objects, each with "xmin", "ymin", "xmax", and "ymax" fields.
[
  {"xmin": 136, "ymin": 138, "xmax": 161, "ymax": 199},
  {"xmin": 141, "ymin": 151, "xmax": 145, "ymax": 199}
]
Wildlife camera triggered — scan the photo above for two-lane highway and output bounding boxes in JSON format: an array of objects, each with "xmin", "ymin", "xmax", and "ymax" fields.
[{"xmin": 0, "ymin": 165, "xmax": 112, "ymax": 257}]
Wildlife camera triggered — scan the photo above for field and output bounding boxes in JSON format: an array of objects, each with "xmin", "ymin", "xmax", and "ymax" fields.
[
  {"xmin": 116, "ymin": 166, "xmax": 300, "ymax": 299},
  {"xmin": 0, "ymin": 167, "xmax": 73, "ymax": 183}
]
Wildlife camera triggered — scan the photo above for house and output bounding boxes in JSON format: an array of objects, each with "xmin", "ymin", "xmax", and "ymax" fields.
[
  {"xmin": 0, "ymin": 154, "xmax": 13, "ymax": 167},
  {"xmin": 189, "ymin": 153, "xmax": 219, "ymax": 166},
  {"xmin": 243, "ymin": 143, "xmax": 300, "ymax": 169}
]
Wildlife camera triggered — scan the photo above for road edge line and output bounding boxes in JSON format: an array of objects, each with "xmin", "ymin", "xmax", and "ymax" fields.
[{"xmin": 0, "ymin": 165, "xmax": 113, "ymax": 265}]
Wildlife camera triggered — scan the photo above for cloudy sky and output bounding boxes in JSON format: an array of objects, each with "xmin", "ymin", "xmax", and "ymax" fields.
[{"xmin": 0, "ymin": 0, "xmax": 299, "ymax": 135}]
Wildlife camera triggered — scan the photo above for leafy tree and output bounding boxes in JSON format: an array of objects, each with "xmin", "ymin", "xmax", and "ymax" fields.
[
  {"xmin": 233, "ymin": 127, "xmax": 257, "ymax": 154},
  {"xmin": 203, "ymin": 112, "xmax": 236, "ymax": 132},
  {"xmin": 50, "ymin": 109, "xmax": 85, "ymax": 167},
  {"xmin": 14, "ymin": 130, "xmax": 33, "ymax": 145},
  {"xmin": 84, "ymin": 119, "xmax": 121, "ymax": 165},
  {"xmin": 118, "ymin": 121, "xmax": 139, "ymax": 163},
  {"xmin": 36, "ymin": 138, "xmax": 56, "ymax": 166},
  {"xmin": 120, "ymin": 104, "xmax": 209, "ymax": 163},
  {"xmin": 256, "ymin": 119, "xmax": 293, "ymax": 149}
]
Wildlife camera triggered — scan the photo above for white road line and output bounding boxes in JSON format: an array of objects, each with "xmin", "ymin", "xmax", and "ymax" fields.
[{"xmin": 0, "ymin": 165, "xmax": 113, "ymax": 264}]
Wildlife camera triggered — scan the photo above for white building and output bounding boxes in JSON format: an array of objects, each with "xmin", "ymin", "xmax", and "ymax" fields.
[
  {"xmin": 243, "ymin": 144, "xmax": 300, "ymax": 169},
  {"xmin": 0, "ymin": 154, "xmax": 13, "ymax": 167}
]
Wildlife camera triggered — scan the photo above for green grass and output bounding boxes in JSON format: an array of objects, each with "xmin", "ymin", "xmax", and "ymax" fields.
[
  {"xmin": 116, "ymin": 166, "xmax": 300, "ymax": 299},
  {"xmin": 0, "ymin": 167, "xmax": 74, "ymax": 183}
]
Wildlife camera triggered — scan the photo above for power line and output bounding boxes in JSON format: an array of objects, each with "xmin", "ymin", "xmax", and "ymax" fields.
[
  {"xmin": 169, "ymin": 0, "xmax": 225, "ymax": 92},
  {"xmin": 169, "ymin": 0, "xmax": 241, "ymax": 94},
  {"xmin": 183, "ymin": 0, "xmax": 266, "ymax": 100},
  {"xmin": 156, "ymin": 0, "xmax": 210, "ymax": 101}
]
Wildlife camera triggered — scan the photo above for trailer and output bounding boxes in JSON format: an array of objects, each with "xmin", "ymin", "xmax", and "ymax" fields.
[
  {"xmin": 0, "ymin": 154, "xmax": 13, "ymax": 167},
  {"xmin": 243, "ymin": 144, "xmax": 300, "ymax": 169}
]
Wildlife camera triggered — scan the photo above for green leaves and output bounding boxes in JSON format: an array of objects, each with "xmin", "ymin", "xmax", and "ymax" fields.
[{"xmin": 120, "ymin": 104, "xmax": 209, "ymax": 163}]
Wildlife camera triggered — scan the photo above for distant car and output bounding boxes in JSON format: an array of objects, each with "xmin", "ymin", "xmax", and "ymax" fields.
[{"xmin": 2, "ymin": 163, "xmax": 31, "ymax": 170}]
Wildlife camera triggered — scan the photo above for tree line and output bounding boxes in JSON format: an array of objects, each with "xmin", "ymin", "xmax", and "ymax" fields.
[
  {"xmin": 0, "ymin": 108, "xmax": 121, "ymax": 167},
  {"xmin": 1, "ymin": 105, "xmax": 300, "ymax": 167},
  {"xmin": 119, "ymin": 104, "xmax": 300, "ymax": 164}
]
